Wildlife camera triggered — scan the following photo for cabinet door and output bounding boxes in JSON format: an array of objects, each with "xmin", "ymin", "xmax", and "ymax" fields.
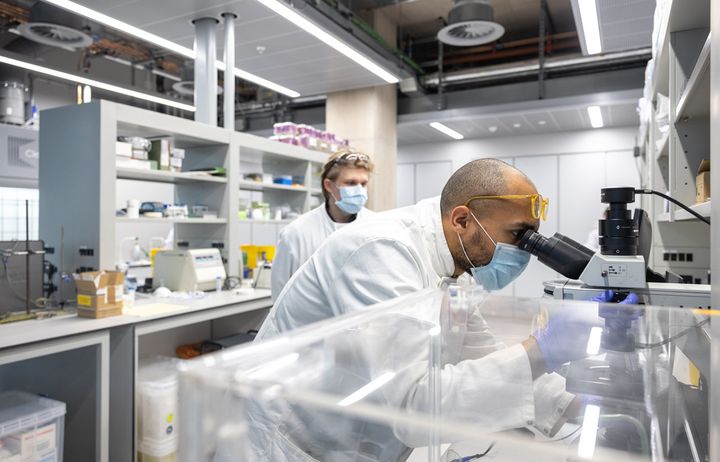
[
  {"xmin": 396, "ymin": 163, "xmax": 415, "ymax": 207},
  {"xmin": 415, "ymin": 161, "xmax": 452, "ymax": 202},
  {"xmin": 513, "ymin": 156, "xmax": 560, "ymax": 298}
]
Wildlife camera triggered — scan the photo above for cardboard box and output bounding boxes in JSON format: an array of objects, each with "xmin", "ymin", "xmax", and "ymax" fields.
[
  {"xmin": 696, "ymin": 159, "xmax": 710, "ymax": 203},
  {"xmin": 106, "ymin": 271, "xmax": 125, "ymax": 305},
  {"xmin": 77, "ymin": 306, "xmax": 123, "ymax": 319},
  {"xmin": 116, "ymin": 141, "xmax": 133, "ymax": 157},
  {"xmin": 74, "ymin": 271, "xmax": 124, "ymax": 311},
  {"xmin": 149, "ymin": 138, "xmax": 172, "ymax": 171}
]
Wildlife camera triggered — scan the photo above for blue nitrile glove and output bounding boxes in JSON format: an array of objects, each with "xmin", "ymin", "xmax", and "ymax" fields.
[
  {"xmin": 533, "ymin": 305, "xmax": 603, "ymax": 373},
  {"xmin": 591, "ymin": 290, "xmax": 639, "ymax": 305}
]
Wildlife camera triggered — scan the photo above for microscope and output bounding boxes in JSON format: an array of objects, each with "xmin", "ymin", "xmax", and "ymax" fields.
[
  {"xmin": 519, "ymin": 187, "xmax": 710, "ymax": 461},
  {"xmin": 518, "ymin": 187, "xmax": 710, "ymax": 308}
]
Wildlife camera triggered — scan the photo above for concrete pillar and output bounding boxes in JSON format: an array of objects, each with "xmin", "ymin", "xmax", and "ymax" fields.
[{"xmin": 325, "ymin": 9, "xmax": 398, "ymax": 211}]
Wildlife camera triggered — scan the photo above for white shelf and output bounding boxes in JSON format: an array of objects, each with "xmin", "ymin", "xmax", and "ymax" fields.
[
  {"xmin": 238, "ymin": 180, "xmax": 308, "ymax": 192},
  {"xmin": 658, "ymin": 201, "xmax": 711, "ymax": 222},
  {"xmin": 117, "ymin": 167, "xmax": 228, "ymax": 184},
  {"xmin": 655, "ymin": 132, "xmax": 670, "ymax": 160},
  {"xmin": 235, "ymin": 132, "xmax": 329, "ymax": 163},
  {"xmin": 675, "ymin": 33, "xmax": 711, "ymax": 122},
  {"xmin": 653, "ymin": 34, "xmax": 670, "ymax": 95},
  {"xmin": 116, "ymin": 217, "xmax": 228, "ymax": 224},
  {"xmin": 311, "ymin": 188, "xmax": 323, "ymax": 195},
  {"xmin": 115, "ymin": 104, "xmax": 231, "ymax": 147}
]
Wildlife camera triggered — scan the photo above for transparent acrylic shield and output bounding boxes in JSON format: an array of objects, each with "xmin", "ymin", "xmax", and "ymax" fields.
[{"xmin": 178, "ymin": 286, "xmax": 710, "ymax": 462}]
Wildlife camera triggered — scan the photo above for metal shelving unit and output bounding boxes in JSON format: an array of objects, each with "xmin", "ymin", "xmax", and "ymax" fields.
[
  {"xmin": 39, "ymin": 100, "xmax": 328, "ymax": 278},
  {"xmin": 639, "ymin": 0, "xmax": 713, "ymax": 283}
]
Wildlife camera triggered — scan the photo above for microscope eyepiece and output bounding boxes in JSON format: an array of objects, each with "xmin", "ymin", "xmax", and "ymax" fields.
[{"xmin": 518, "ymin": 229, "xmax": 594, "ymax": 280}]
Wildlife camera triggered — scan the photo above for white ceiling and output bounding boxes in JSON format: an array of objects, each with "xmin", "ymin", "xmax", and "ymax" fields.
[
  {"xmin": 571, "ymin": 0, "xmax": 655, "ymax": 54},
  {"xmin": 71, "ymin": 0, "xmax": 396, "ymax": 96},
  {"xmin": 398, "ymin": 101, "xmax": 639, "ymax": 145}
]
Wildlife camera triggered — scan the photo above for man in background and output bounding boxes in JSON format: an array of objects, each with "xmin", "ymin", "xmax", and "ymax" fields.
[{"xmin": 270, "ymin": 148, "xmax": 374, "ymax": 300}]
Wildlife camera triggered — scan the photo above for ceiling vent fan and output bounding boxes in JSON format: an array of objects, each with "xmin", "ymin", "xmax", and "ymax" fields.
[
  {"xmin": 438, "ymin": 0, "xmax": 505, "ymax": 47},
  {"xmin": 17, "ymin": 3, "xmax": 93, "ymax": 51}
]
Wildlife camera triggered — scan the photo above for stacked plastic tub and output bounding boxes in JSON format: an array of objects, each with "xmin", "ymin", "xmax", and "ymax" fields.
[
  {"xmin": 137, "ymin": 359, "xmax": 180, "ymax": 462},
  {"xmin": 0, "ymin": 391, "xmax": 66, "ymax": 462}
]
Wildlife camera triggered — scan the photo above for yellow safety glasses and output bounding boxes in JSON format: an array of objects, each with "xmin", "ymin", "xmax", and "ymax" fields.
[{"xmin": 464, "ymin": 194, "xmax": 550, "ymax": 221}]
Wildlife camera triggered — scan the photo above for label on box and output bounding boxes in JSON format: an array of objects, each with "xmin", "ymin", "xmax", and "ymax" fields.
[
  {"xmin": 77, "ymin": 294, "xmax": 91, "ymax": 306},
  {"xmin": 7, "ymin": 423, "xmax": 56, "ymax": 461}
]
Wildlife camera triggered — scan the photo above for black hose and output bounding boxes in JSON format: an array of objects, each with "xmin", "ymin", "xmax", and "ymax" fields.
[{"xmin": 635, "ymin": 189, "xmax": 710, "ymax": 225}]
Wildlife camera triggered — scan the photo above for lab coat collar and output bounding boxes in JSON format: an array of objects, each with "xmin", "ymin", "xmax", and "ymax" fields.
[{"xmin": 419, "ymin": 197, "xmax": 456, "ymax": 280}]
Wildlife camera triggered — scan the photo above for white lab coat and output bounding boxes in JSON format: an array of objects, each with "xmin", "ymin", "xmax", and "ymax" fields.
[
  {"xmin": 247, "ymin": 197, "xmax": 575, "ymax": 461},
  {"xmin": 271, "ymin": 204, "xmax": 373, "ymax": 300}
]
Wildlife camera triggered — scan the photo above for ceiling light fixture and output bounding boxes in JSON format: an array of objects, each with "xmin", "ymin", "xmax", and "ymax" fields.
[
  {"xmin": 0, "ymin": 52, "xmax": 196, "ymax": 111},
  {"xmin": 488, "ymin": 126, "xmax": 498, "ymax": 133},
  {"xmin": 513, "ymin": 123, "xmax": 522, "ymax": 128},
  {"xmin": 253, "ymin": 0, "xmax": 399, "ymax": 84},
  {"xmin": 587, "ymin": 105, "xmax": 604, "ymax": 128},
  {"xmin": 577, "ymin": 0, "xmax": 602, "ymax": 54},
  {"xmin": 39, "ymin": 0, "xmax": 300, "ymax": 97},
  {"xmin": 538, "ymin": 120, "xmax": 547, "ymax": 126},
  {"xmin": 429, "ymin": 122, "xmax": 464, "ymax": 140}
]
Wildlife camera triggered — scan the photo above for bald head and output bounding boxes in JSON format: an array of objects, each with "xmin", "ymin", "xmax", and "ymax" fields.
[{"xmin": 440, "ymin": 158, "xmax": 535, "ymax": 216}]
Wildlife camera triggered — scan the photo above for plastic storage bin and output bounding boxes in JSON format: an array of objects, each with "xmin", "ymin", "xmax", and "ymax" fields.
[
  {"xmin": 0, "ymin": 391, "xmax": 66, "ymax": 462},
  {"xmin": 137, "ymin": 359, "xmax": 179, "ymax": 462}
]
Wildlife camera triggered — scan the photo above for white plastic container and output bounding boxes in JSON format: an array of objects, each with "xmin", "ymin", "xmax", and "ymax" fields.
[
  {"xmin": 0, "ymin": 391, "xmax": 66, "ymax": 462},
  {"xmin": 137, "ymin": 359, "xmax": 179, "ymax": 461}
]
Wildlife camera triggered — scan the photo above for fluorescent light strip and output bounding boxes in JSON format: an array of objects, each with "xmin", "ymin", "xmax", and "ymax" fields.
[
  {"xmin": 0, "ymin": 53, "xmax": 196, "ymax": 111},
  {"xmin": 577, "ymin": 404, "xmax": 600, "ymax": 459},
  {"xmin": 587, "ymin": 106, "xmax": 604, "ymax": 128},
  {"xmin": 578, "ymin": 0, "xmax": 602, "ymax": 55},
  {"xmin": 585, "ymin": 326, "xmax": 603, "ymax": 355},
  {"xmin": 40, "ymin": 0, "xmax": 300, "ymax": 97},
  {"xmin": 338, "ymin": 372, "xmax": 396, "ymax": 407},
  {"xmin": 246, "ymin": 353, "xmax": 300, "ymax": 380},
  {"xmin": 254, "ymin": 0, "xmax": 399, "ymax": 84},
  {"xmin": 429, "ymin": 122, "xmax": 464, "ymax": 140}
]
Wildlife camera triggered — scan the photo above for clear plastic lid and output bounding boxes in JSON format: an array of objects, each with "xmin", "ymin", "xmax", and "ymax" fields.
[{"xmin": 0, "ymin": 391, "xmax": 66, "ymax": 439}]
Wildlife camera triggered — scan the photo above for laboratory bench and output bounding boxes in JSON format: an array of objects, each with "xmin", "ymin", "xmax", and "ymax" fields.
[{"xmin": 0, "ymin": 289, "xmax": 273, "ymax": 462}]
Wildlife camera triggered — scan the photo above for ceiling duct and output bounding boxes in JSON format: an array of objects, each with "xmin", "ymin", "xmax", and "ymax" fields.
[
  {"xmin": 17, "ymin": 3, "xmax": 93, "ymax": 51},
  {"xmin": 172, "ymin": 64, "xmax": 222, "ymax": 97},
  {"xmin": 438, "ymin": 0, "xmax": 505, "ymax": 47}
]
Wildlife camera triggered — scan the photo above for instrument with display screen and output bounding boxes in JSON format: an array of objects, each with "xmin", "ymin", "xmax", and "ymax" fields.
[{"xmin": 153, "ymin": 249, "xmax": 226, "ymax": 292}]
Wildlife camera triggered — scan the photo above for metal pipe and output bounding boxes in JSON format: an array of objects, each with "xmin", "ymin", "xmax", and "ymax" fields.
[
  {"xmin": 222, "ymin": 13, "xmax": 236, "ymax": 130},
  {"xmin": 423, "ymin": 48, "xmax": 652, "ymax": 87},
  {"xmin": 193, "ymin": 17, "xmax": 219, "ymax": 125},
  {"xmin": 437, "ymin": 40, "xmax": 445, "ymax": 110},
  {"xmin": 25, "ymin": 199, "xmax": 30, "ymax": 314},
  {"xmin": 538, "ymin": 0, "xmax": 547, "ymax": 100}
]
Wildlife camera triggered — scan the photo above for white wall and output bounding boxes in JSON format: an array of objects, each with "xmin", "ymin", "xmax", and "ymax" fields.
[{"xmin": 398, "ymin": 126, "xmax": 641, "ymax": 297}]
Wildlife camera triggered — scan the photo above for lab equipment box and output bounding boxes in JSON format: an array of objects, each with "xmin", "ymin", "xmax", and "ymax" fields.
[
  {"xmin": 73, "ymin": 270, "xmax": 125, "ymax": 318},
  {"xmin": 696, "ymin": 159, "xmax": 710, "ymax": 203},
  {"xmin": 0, "ymin": 391, "xmax": 66, "ymax": 462},
  {"xmin": 137, "ymin": 359, "xmax": 180, "ymax": 462}
]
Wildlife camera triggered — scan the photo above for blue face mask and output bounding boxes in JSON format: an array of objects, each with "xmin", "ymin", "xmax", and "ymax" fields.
[
  {"xmin": 456, "ymin": 212, "xmax": 531, "ymax": 290},
  {"xmin": 333, "ymin": 184, "xmax": 367, "ymax": 214}
]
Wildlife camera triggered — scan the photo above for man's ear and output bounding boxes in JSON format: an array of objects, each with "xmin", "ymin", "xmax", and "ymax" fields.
[{"xmin": 450, "ymin": 206, "xmax": 472, "ymax": 232}]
